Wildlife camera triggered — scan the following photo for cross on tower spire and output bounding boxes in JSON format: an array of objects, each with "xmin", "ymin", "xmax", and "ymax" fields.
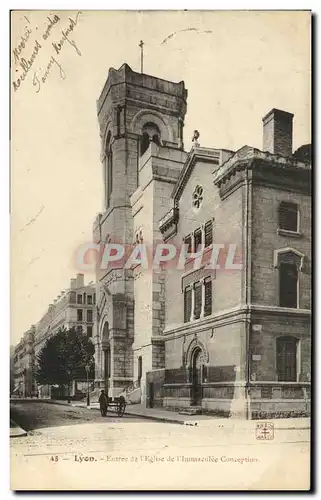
[{"xmin": 139, "ymin": 40, "xmax": 144, "ymax": 73}]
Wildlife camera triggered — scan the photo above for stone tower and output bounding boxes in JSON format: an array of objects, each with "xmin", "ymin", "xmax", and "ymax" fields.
[{"xmin": 93, "ymin": 63, "xmax": 187, "ymax": 397}]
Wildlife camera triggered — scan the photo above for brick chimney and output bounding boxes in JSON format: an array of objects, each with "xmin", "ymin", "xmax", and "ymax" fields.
[
  {"xmin": 262, "ymin": 108, "xmax": 294, "ymax": 157},
  {"xmin": 70, "ymin": 278, "xmax": 76, "ymax": 289}
]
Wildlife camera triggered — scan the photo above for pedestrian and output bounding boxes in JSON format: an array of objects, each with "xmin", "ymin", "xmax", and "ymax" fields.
[{"xmin": 99, "ymin": 389, "xmax": 108, "ymax": 417}]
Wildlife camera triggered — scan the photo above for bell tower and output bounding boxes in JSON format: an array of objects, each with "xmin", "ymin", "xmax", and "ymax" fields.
[{"xmin": 93, "ymin": 63, "xmax": 187, "ymax": 397}]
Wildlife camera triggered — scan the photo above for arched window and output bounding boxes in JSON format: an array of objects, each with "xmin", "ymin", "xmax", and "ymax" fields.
[
  {"xmin": 276, "ymin": 336, "xmax": 299, "ymax": 382},
  {"xmin": 105, "ymin": 131, "xmax": 113, "ymax": 208},
  {"xmin": 279, "ymin": 262, "xmax": 298, "ymax": 308},
  {"xmin": 138, "ymin": 356, "xmax": 142, "ymax": 384},
  {"xmin": 140, "ymin": 122, "xmax": 161, "ymax": 156},
  {"xmin": 106, "ymin": 348, "xmax": 111, "ymax": 379},
  {"xmin": 152, "ymin": 134, "xmax": 160, "ymax": 146},
  {"xmin": 140, "ymin": 132, "xmax": 150, "ymax": 156},
  {"xmin": 275, "ymin": 249, "xmax": 303, "ymax": 309}
]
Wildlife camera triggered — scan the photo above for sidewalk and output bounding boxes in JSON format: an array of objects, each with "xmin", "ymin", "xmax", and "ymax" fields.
[
  {"xmin": 11, "ymin": 398, "xmax": 309, "ymax": 430},
  {"xmin": 72, "ymin": 401, "xmax": 311, "ymax": 430}
]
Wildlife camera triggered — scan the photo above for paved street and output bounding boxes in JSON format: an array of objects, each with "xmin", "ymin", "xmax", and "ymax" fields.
[
  {"xmin": 10, "ymin": 400, "xmax": 142, "ymax": 431},
  {"xmin": 10, "ymin": 401, "xmax": 310, "ymax": 490}
]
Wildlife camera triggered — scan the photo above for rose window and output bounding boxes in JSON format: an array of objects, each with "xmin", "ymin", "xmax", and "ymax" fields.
[{"xmin": 192, "ymin": 185, "xmax": 203, "ymax": 209}]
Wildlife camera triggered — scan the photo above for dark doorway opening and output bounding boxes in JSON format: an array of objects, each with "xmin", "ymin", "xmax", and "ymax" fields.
[{"xmin": 191, "ymin": 348, "xmax": 202, "ymax": 406}]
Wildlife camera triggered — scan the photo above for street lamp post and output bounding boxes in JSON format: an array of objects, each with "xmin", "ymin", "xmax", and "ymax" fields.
[
  {"xmin": 85, "ymin": 364, "xmax": 90, "ymax": 407},
  {"xmin": 67, "ymin": 369, "xmax": 71, "ymax": 403}
]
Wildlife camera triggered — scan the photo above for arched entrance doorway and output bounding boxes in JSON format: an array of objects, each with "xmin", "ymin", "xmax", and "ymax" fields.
[{"xmin": 191, "ymin": 348, "xmax": 202, "ymax": 406}]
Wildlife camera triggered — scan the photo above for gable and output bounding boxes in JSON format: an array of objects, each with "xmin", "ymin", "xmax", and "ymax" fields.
[{"xmin": 177, "ymin": 158, "xmax": 219, "ymax": 237}]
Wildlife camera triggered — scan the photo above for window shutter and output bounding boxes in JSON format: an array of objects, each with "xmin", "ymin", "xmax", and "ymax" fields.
[
  {"xmin": 279, "ymin": 202, "xmax": 298, "ymax": 232},
  {"xmin": 204, "ymin": 279, "xmax": 212, "ymax": 316},
  {"xmin": 184, "ymin": 235, "xmax": 192, "ymax": 255},
  {"xmin": 194, "ymin": 283, "xmax": 202, "ymax": 319},
  {"xmin": 205, "ymin": 221, "xmax": 213, "ymax": 247},
  {"xmin": 194, "ymin": 229, "xmax": 202, "ymax": 252},
  {"xmin": 184, "ymin": 287, "xmax": 192, "ymax": 323}
]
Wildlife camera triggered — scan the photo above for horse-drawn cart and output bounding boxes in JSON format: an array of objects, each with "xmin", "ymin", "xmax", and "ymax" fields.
[{"xmin": 107, "ymin": 396, "xmax": 126, "ymax": 417}]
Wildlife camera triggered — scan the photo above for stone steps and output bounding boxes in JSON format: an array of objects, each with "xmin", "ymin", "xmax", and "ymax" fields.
[{"xmin": 178, "ymin": 407, "xmax": 202, "ymax": 416}]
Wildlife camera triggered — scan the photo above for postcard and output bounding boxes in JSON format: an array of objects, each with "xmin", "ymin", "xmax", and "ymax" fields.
[{"xmin": 10, "ymin": 10, "xmax": 311, "ymax": 491}]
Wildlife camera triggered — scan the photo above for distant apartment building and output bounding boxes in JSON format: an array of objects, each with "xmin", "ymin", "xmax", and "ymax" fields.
[
  {"xmin": 10, "ymin": 345, "xmax": 15, "ymax": 394},
  {"xmin": 33, "ymin": 273, "xmax": 96, "ymax": 398},
  {"xmin": 13, "ymin": 326, "xmax": 36, "ymax": 397}
]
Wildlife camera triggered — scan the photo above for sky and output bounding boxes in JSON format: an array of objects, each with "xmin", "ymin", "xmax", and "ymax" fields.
[{"xmin": 10, "ymin": 10, "xmax": 311, "ymax": 345}]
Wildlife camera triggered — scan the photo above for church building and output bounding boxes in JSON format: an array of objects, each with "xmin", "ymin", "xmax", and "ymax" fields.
[{"xmin": 93, "ymin": 63, "xmax": 311, "ymax": 418}]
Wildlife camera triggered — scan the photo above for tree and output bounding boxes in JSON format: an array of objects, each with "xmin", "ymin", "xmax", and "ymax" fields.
[
  {"xmin": 35, "ymin": 327, "xmax": 95, "ymax": 400},
  {"xmin": 293, "ymin": 144, "xmax": 311, "ymax": 163}
]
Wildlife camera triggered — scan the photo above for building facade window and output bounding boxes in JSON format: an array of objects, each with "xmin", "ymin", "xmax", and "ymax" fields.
[
  {"xmin": 194, "ymin": 228, "xmax": 202, "ymax": 252},
  {"xmin": 77, "ymin": 294, "xmax": 83, "ymax": 304},
  {"xmin": 184, "ymin": 278, "xmax": 212, "ymax": 322},
  {"xmin": 276, "ymin": 336, "xmax": 298, "ymax": 382},
  {"xmin": 184, "ymin": 235, "xmax": 192, "ymax": 255},
  {"xmin": 87, "ymin": 295, "xmax": 93, "ymax": 305},
  {"xmin": 140, "ymin": 133, "xmax": 150, "ymax": 156},
  {"xmin": 279, "ymin": 202, "xmax": 299, "ymax": 232},
  {"xmin": 279, "ymin": 262, "xmax": 298, "ymax": 308},
  {"xmin": 194, "ymin": 282, "xmax": 202, "ymax": 319},
  {"xmin": 138, "ymin": 356, "xmax": 142, "ymax": 384},
  {"xmin": 87, "ymin": 309, "xmax": 93, "ymax": 323},
  {"xmin": 77, "ymin": 309, "xmax": 83, "ymax": 322},
  {"xmin": 184, "ymin": 219, "xmax": 213, "ymax": 259},
  {"xmin": 204, "ymin": 220, "xmax": 213, "ymax": 247},
  {"xmin": 204, "ymin": 278, "xmax": 212, "ymax": 316},
  {"xmin": 87, "ymin": 325, "xmax": 93, "ymax": 337},
  {"xmin": 140, "ymin": 122, "xmax": 161, "ymax": 156},
  {"xmin": 105, "ymin": 348, "xmax": 111, "ymax": 379},
  {"xmin": 184, "ymin": 286, "xmax": 192, "ymax": 323},
  {"xmin": 275, "ymin": 248, "xmax": 304, "ymax": 309},
  {"xmin": 192, "ymin": 185, "xmax": 203, "ymax": 209},
  {"xmin": 105, "ymin": 131, "xmax": 113, "ymax": 208},
  {"xmin": 77, "ymin": 325, "xmax": 83, "ymax": 334}
]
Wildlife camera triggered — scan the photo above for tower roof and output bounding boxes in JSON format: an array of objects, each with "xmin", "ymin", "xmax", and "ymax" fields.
[{"xmin": 97, "ymin": 63, "xmax": 187, "ymax": 114}]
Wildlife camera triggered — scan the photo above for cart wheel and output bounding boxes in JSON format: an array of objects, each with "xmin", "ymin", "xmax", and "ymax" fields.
[{"xmin": 117, "ymin": 396, "xmax": 126, "ymax": 417}]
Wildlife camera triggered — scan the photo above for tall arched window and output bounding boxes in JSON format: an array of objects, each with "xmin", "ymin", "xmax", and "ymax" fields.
[
  {"xmin": 105, "ymin": 131, "xmax": 113, "ymax": 208},
  {"xmin": 279, "ymin": 262, "xmax": 298, "ymax": 308},
  {"xmin": 138, "ymin": 356, "xmax": 142, "ymax": 385},
  {"xmin": 275, "ymin": 248, "xmax": 304, "ymax": 309},
  {"xmin": 276, "ymin": 336, "xmax": 299, "ymax": 382},
  {"xmin": 140, "ymin": 133, "xmax": 150, "ymax": 156},
  {"xmin": 140, "ymin": 122, "xmax": 161, "ymax": 156}
]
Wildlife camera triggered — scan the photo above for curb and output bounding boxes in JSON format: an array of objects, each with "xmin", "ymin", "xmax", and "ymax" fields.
[
  {"xmin": 113, "ymin": 410, "xmax": 310, "ymax": 429},
  {"xmin": 11, "ymin": 400, "xmax": 310, "ymax": 430},
  {"xmin": 85, "ymin": 404, "xmax": 186, "ymax": 425}
]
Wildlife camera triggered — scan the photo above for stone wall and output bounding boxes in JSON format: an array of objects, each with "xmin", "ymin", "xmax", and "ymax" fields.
[{"xmin": 251, "ymin": 185, "xmax": 311, "ymax": 309}]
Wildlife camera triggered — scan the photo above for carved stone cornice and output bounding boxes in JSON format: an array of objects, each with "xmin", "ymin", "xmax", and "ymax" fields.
[
  {"xmin": 159, "ymin": 207, "xmax": 179, "ymax": 234},
  {"xmin": 213, "ymin": 146, "xmax": 311, "ymax": 199}
]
